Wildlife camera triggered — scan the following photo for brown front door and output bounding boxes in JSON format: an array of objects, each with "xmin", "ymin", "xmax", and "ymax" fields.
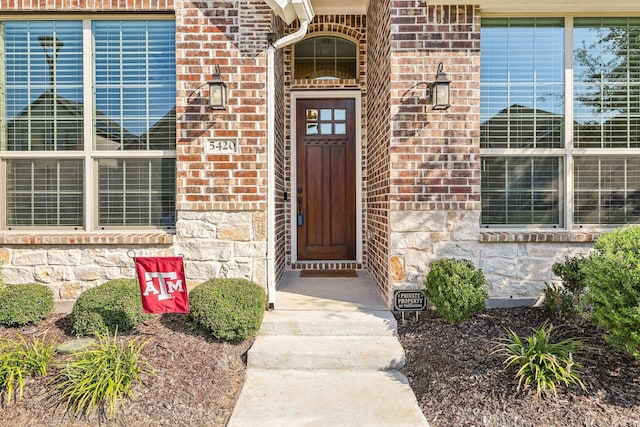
[{"xmin": 296, "ymin": 98, "xmax": 356, "ymax": 260}]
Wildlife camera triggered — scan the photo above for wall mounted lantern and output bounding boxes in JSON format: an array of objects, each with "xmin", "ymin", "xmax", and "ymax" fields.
[
  {"xmin": 208, "ymin": 64, "xmax": 227, "ymax": 110},
  {"xmin": 431, "ymin": 62, "xmax": 451, "ymax": 110}
]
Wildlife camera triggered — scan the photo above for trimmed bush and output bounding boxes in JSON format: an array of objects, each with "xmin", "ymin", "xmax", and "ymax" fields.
[
  {"xmin": 189, "ymin": 278, "xmax": 266, "ymax": 342},
  {"xmin": 543, "ymin": 256, "xmax": 587, "ymax": 321},
  {"xmin": 423, "ymin": 258, "xmax": 488, "ymax": 325},
  {"xmin": 0, "ymin": 284, "xmax": 54, "ymax": 327},
  {"xmin": 581, "ymin": 225, "xmax": 640, "ymax": 360},
  {"xmin": 72, "ymin": 279, "xmax": 150, "ymax": 336}
]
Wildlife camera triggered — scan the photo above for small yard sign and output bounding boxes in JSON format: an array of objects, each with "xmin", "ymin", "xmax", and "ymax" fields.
[{"xmin": 393, "ymin": 290, "xmax": 426, "ymax": 312}]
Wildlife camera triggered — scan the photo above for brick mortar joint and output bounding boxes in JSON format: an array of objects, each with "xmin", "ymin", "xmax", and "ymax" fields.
[
  {"xmin": 0, "ymin": 231, "xmax": 175, "ymax": 246},
  {"xmin": 479, "ymin": 231, "xmax": 602, "ymax": 243}
]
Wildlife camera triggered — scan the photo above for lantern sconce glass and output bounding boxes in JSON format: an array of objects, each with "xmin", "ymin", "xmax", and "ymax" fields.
[
  {"xmin": 208, "ymin": 64, "xmax": 227, "ymax": 110},
  {"xmin": 431, "ymin": 62, "xmax": 451, "ymax": 110}
]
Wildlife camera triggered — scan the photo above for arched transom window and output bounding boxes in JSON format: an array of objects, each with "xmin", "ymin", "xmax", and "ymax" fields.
[{"xmin": 294, "ymin": 35, "xmax": 358, "ymax": 80}]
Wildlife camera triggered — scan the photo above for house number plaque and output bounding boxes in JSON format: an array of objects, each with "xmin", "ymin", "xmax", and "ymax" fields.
[{"xmin": 206, "ymin": 138, "xmax": 238, "ymax": 154}]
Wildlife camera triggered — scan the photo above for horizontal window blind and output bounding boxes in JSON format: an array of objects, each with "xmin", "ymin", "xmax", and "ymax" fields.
[
  {"xmin": 93, "ymin": 21, "xmax": 176, "ymax": 151},
  {"xmin": 97, "ymin": 158, "xmax": 175, "ymax": 227},
  {"xmin": 481, "ymin": 18, "xmax": 565, "ymax": 150},
  {"xmin": 481, "ymin": 157, "xmax": 561, "ymax": 226},
  {"xmin": 1, "ymin": 19, "xmax": 176, "ymax": 230},
  {"xmin": 6, "ymin": 159, "xmax": 83, "ymax": 227},
  {"xmin": 3, "ymin": 21, "xmax": 83, "ymax": 151},
  {"xmin": 574, "ymin": 18, "xmax": 640, "ymax": 148},
  {"xmin": 574, "ymin": 157, "xmax": 640, "ymax": 224}
]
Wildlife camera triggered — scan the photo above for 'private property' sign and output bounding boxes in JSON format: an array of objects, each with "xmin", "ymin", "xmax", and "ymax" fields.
[{"xmin": 393, "ymin": 290, "xmax": 426, "ymax": 312}]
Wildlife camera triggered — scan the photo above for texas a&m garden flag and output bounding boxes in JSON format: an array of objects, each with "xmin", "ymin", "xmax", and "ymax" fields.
[{"xmin": 134, "ymin": 256, "xmax": 190, "ymax": 314}]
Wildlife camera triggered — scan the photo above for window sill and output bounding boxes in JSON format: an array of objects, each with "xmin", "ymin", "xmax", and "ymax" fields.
[
  {"xmin": 0, "ymin": 231, "xmax": 175, "ymax": 246},
  {"xmin": 479, "ymin": 231, "xmax": 602, "ymax": 243}
]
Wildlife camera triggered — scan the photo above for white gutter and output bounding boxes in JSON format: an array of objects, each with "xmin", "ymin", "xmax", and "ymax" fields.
[{"xmin": 266, "ymin": 2, "xmax": 313, "ymax": 309}]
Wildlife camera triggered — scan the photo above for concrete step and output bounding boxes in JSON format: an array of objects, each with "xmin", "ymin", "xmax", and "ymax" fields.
[
  {"xmin": 226, "ymin": 368, "xmax": 430, "ymax": 427},
  {"xmin": 247, "ymin": 335, "xmax": 406, "ymax": 370},
  {"xmin": 259, "ymin": 309, "xmax": 398, "ymax": 336}
]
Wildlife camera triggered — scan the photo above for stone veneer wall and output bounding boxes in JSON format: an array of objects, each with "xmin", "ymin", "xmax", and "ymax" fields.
[
  {"xmin": 0, "ymin": 0, "xmax": 280, "ymax": 300},
  {"xmin": 387, "ymin": 3, "xmax": 596, "ymax": 302}
]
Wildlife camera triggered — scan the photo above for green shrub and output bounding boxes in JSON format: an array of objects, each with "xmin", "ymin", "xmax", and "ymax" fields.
[
  {"xmin": 53, "ymin": 332, "xmax": 155, "ymax": 419},
  {"xmin": 543, "ymin": 256, "xmax": 587, "ymax": 321},
  {"xmin": 72, "ymin": 279, "xmax": 150, "ymax": 336},
  {"xmin": 581, "ymin": 225, "xmax": 640, "ymax": 360},
  {"xmin": 189, "ymin": 278, "xmax": 266, "ymax": 342},
  {"xmin": 0, "ymin": 335, "xmax": 56, "ymax": 405},
  {"xmin": 0, "ymin": 283, "xmax": 54, "ymax": 327},
  {"xmin": 423, "ymin": 258, "xmax": 488, "ymax": 325},
  {"xmin": 493, "ymin": 321, "xmax": 585, "ymax": 398},
  {"xmin": 0, "ymin": 260, "xmax": 5, "ymax": 291}
]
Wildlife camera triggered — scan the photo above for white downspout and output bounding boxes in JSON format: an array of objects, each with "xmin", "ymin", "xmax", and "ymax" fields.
[{"xmin": 266, "ymin": 19, "xmax": 309, "ymax": 309}]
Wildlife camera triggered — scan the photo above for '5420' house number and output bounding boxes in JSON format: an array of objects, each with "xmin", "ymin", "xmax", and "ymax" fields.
[{"xmin": 206, "ymin": 138, "xmax": 238, "ymax": 154}]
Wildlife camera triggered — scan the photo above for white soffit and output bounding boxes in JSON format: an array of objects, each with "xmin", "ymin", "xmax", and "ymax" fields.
[
  {"xmin": 310, "ymin": 0, "xmax": 367, "ymax": 15},
  {"xmin": 429, "ymin": 0, "xmax": 640, "ymax": 14}
]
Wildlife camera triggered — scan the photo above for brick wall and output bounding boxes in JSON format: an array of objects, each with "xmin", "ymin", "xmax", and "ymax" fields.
[
  {"xmin": 366, "ymin": 0, "xmax": 392, "ymax": 300},
  {"xmin": 387, "ymin": 3, "xmax": 482, "ymax": 301},
  {"xmin": 390, "ymin": 3, "xmax": 480, "ymax": 212},
  {"xmin": 174, "ymin": 0, "xmax": 276, "ymax": 287},
  {"xmin": 282, "ymin": 15, "xmax": 368, "ymax": 270},
  {"xmin": 0, "ymin": 0, "xmax": 179, "ymax": 300},
  {"xmin": 0, "ymin": 0, "xmax": 172, "ymax": 9},
  {"xmin": 176, "ymin": 0, "xmax": 269, "ymax": 212},
  {"xmin": 272, "ymin": 16, "xmax": 288, "ymax": 282}
]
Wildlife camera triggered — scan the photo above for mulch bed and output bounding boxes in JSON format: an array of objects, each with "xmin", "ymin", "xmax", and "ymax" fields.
[
  {"xmin": 398, "ymin": 307, "xmax": 640, "ymax": 427},
  {"xmin": 1, "ymin": 307, "xmax": 639, "ymax": 426},
  {"xmin": 0, "ymin": 313, "xmax": 251, "ymax": 427}
]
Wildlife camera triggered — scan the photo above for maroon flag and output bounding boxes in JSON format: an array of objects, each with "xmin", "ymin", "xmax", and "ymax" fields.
[{"xmin": 134, "ymin": 256, "xmax": 189, "ymax": 314}]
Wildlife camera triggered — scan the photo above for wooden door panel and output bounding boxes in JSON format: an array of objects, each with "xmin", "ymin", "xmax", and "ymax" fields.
[{"xmin": 296, "ymin": 98, "xmax": 356, "ymax": 260}]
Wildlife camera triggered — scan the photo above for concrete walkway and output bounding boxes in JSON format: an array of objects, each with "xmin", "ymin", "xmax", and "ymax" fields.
[{"xmin": 226, "ymin": 271, "xmax": 429, "ymax": 427}]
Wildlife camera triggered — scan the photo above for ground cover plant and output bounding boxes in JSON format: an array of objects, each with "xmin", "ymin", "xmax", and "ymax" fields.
[
  {"xmin": 53, "ymin": 332, "xmax": 155, "ymax": 419},
  {"xmin": 492, "ymin": 320, "xmax": 585, "ymax": 398},
  {"xmin": 0, "ymin": 312, "xmax": 251, "ymax": 426},
  {"xmin": 0, "ymin": 335, "xmax": 55, "ymax": 405}
]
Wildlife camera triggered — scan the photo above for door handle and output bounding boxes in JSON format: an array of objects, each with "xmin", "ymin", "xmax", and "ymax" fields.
[{"xmin": 297, "ymin": 195, "xmax": 303, "ymax": 226}]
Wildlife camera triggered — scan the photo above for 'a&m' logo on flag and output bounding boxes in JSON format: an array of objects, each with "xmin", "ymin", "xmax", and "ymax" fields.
[{"xmin": 134, "ymin": 256, "xmax": 190, "ymax": 314}]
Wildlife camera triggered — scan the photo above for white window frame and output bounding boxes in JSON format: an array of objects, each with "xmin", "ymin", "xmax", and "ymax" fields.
[
  {"xmin": 0, "ymin": 16, "xmax": 176, "ymax": 231},
  {"xmin": 480, "ymin": 15, "xmax": 640, "ymax": 232}
]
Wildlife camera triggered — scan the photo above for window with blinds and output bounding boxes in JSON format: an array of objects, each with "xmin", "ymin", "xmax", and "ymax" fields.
[
  {"xmin": 4, "ymin": 21, "xmax": 84, "ymax": 151},
  {"xmin": 98, "ymin": 159, "xmax": 175, "ymax": 227},
  {"xmin": 481, "ymin": 17, "xmax": 640, "ymax": 228},
  {"xmin": 574, "ymin": 18, "xmax": 640, "ymax": 149},
  {"xmin": 482, "ymin": 157, "xmax": 561, "ymax": 226},
  {"xmin": 481, "ymin": 18, "xmax": 565, "ymax": 150},
  {"xmin": 93, "ymin": 21, "xmax": 176, "ymax": 151},
  {"xmin": 0, "ymin": 19, "xmax": 176, "ymax": 230}
]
